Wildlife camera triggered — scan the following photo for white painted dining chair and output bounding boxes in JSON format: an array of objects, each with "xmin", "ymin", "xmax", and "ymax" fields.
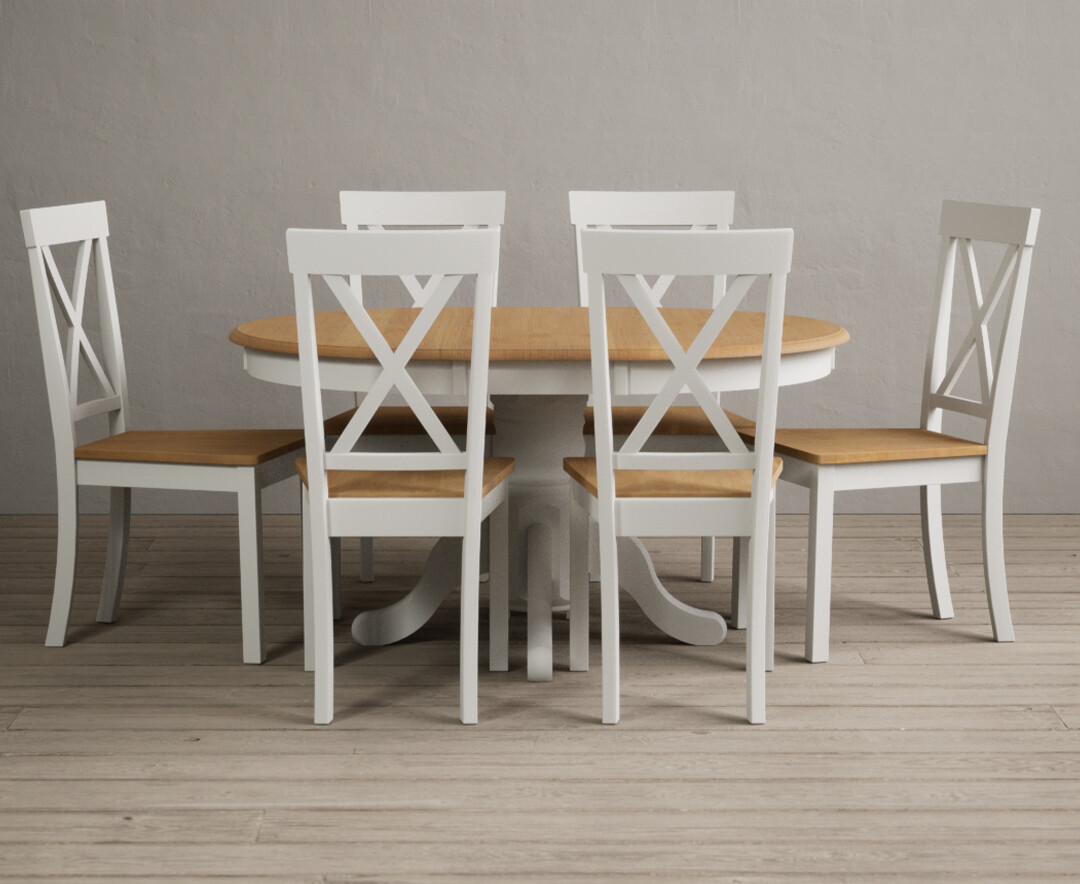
[
  {"xmin": 330, "ymin": 191, "xmax": 504, "ymax": 585},
  {"xmin": 748, "ymin": 200, "xmax": 1040, "ymax": 662},
  {"xmin": 288, "ymin": 226, "xmax": 513, "ymax": 725},
  {"xmin": 21, "ymin": 201, "xmax": 305, "ymax": 663},
  {"xmin": 570, "ymin": 191, "xmax": 741, "ymax": 587},
  {"xmin": 565, "ymin": 227, "xmax": 793, "ymax": 724}
]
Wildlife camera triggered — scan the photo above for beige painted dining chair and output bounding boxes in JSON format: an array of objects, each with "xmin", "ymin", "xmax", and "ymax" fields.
[
  {"xmin": 743, "ymin": 200, "xmax": 1040, "ymax": 662},
  {"xmin": 288, "ymin": 226, "xmax": 512, "ymax": 725},
  {"xmin": 565, "ymin": 226, "xmax": 793, "ymax": 725},
  {"xmin": 327, "ymin": 191, "xmax": 503, "ymax": 586},
  {"xmin": 21, "ymin": 201, "xmax": 305, "ymax": 663}
]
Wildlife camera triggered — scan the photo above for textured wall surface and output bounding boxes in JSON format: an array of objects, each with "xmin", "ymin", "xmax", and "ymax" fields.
[{"xmin": 2, "ymin": 0, "xmax": 1077, "ymax": 513}]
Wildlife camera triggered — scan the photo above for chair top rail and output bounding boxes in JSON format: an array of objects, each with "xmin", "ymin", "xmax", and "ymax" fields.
[
  {"xmin": 21, "ymin": 201, "xmax": 109, "ymax": 248},
  {"xmin": 340, "ymin": 191, "xmax": 506, "ymax": 227},
  {"xmin": 287, "ymin": 228, "xmax": 501, "ymax": 277},
  {"xmin": 570, "ymin": 191, "xmax": 735, "ymax": 227},
  {"xmin": 940, "ymin": 200, "xmax": 1040, "ymax": 246},
  {"xmin": 580, "ymin": 228, "xmax": 793, "ymax": 277}
]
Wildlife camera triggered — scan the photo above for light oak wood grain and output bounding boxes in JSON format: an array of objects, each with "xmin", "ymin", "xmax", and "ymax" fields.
[
  {"xmin": 1, "ymin": 513, "xmax": 1078, "ymax": 881},
  {"xmin": 229, "ymin": 308, "xmax": 850, "ymax": 362}
]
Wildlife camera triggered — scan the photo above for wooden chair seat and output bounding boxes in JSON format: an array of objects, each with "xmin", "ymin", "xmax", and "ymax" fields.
[
  {"xmin": 762, "ymin": 427, "xmax": 988, "ymax": 466},
  {"xmin": 324, "ymin": 405, "xmax": 494, "ymax": 437},
  {"xmin": 74, "ymin": 429, "xmax": 305, "ymax": 466},
  {"xmin": 583, "ymin": 406, "xmax": 755, "ymax": 437},
  {"xmin": 296, "ymin": 456, "xmax": 514, "ymax": 498},
  {"xmin": 563, "ymin": 456, "xmax": 781, "ymax": 499}
]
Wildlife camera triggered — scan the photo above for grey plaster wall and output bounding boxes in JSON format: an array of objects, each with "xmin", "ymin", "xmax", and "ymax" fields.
[{"xmin": 2, "ymin": 0, "xmax": 1077, "ymax": 514}]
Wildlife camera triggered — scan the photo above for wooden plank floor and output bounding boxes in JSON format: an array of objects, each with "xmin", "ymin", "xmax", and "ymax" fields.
[{"xmin": 1, "ymin": 513, "xmax": 1078, "ymax": 882}]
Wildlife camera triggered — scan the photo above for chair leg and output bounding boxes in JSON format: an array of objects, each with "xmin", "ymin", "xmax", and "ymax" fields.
[
  {"xmin": 302, "ymin": 489, "xmax": 314, "ymax": 672},
  {"xmin": 588, "ymin": 516, "xmax": 600, "ymax": 583},
  {"xmin": 920, "ymin": 484, "xmax": 955, "ymax": 620},
  {"xmin": 45, "ymin": 477, "xmax": 79, "ymax": 648},
  {"xmin": 330, "ymin": 538, "xmax": 342, "ymax": 620},
  {"xmin": 699, "ymin": 536, "xmax": 715, "ymax": 582},
  {"xmin": 312, "ymin": 522, "xmax": 335, "ymax": 726},
  {"xmin": 526, "ymin": 522, "xmax": 554, "ymax": 683},
  {"xmin": 730, "ymin": 537, "xmax": 749, "ymax": 629},
  {"xmin": 569, "ymin": 497, "xmax": 590, "ymax": 672},
  {"xmin": 236, "ymin": 469, "xmax": 267, "ymax": 664},
  {"xmin": 460, "ymin": 522, "xmax": 483, "ymax": 725},
  {"xmin": 488, "ymin": 501, "xmax": 509, "ymax": 672},
  {"xmin": 599, "ymin": 517, "xmax": 620, "ymax": 725},
  {"xmin": 96, "ymin": 486, "xmax": 130, "ymax": 624},
  {"xmin": 359, "ymin": 537, "xmax": 374, "ymax": 583},
  {"xmin": 982, "ymin": 461, "xmax": 1015, "ymax": 642},
  {"xmin": 766, "ymin": 498, "xmax": 776, "ymax": 673},
  {"xmin": 745, "ymin": 505, "xmax": 771, "ymax": 725},
  {"xmin": 805, "ymin": 468, "xmax": 835, "ymax": 664}
]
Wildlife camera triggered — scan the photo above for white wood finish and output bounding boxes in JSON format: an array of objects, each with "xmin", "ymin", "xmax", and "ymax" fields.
[
  {"xmin": 570, "ymin": 191, "xmax": 738, "ymax": 586},
  {"xmin": 287, "ymin": 226, "xmax": 511, "ymax": 725},
  {"xmin": 777, "ymin": 201, "xmax": 1040, "ymax": 662},
  {"xmin": 236, "ymin": 317, "xmax": 842, "ymax": 680},
  {"xmin": 337, "ymin": 191, "xmax": 504, "ymax": 584},
  {"xmin": 21, "ymin": 201, "xmax": 301, "ymax": 665},
  {"xmin": 569, "ymin": 227, "xmax": 793, "ymax": 724}
]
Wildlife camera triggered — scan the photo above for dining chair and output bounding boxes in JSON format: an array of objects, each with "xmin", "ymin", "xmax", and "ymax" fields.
[
  {"xmin": 21, "ymin": 201, "xmax": 305, "ymax": 664},
  {"xmin": 745, "ymin": 200, "xmax": 1040, "ymax": 662},
  {"xmin": 329, "ymin": 191, "xmax": 504, "ymax": 585},
  {"xmin": 570, "ymin": 190, "xmax": 743, "ymax": 587},
  {"xmin": 287, "ymin": 226, "xmax": 513, "ymax": 725},
  {"xmin": 565, "ymin": 226, "xmax": 794, "ymax": 724}
]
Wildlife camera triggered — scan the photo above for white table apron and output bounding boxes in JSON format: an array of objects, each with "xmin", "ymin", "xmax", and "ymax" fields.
[{"xmin": 240, "ymin": 345, "xmax": 837, "ymax": 675}]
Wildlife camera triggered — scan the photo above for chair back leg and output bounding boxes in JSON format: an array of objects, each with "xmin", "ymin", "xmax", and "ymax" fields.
[
  {"xmin": 920, "ymin": 484, "xmax": 955, "ymax": 619},
  {"xmin": 96, "ymin": 486, "xmax": 131, "ymax": 624}
]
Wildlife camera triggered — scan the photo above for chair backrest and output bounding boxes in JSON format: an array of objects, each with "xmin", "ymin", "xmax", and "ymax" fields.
[
  {"xmin": 569, "ymin": 191, "xmax": 736, "ymax": 307},
  {"xmin": 579, "ymin": 228, "xmax": 793, "ymax": 503},
  {"xmin": 286, "ymin": 227, "xmax": 501, "ymax": 505},
  {"xmin": 340, "ymin": 191, "xmax": 505, "ymax": 306},
  {"xmin": 21, "ymin": 201, "xmax": 130, "ymax": 463},
  {"xmin": 920, "ymin": 200, "xmax": 1040, "ymax": 455}
]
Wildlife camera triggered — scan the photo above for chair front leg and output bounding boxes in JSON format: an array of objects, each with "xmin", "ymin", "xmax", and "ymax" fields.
[
  {"xmin": 745, "ymin": 507, "xmax": 771, "ymax": 725},
  {"xmin": 920, "ymin": 484, "xmax": 955, "ymax": 620},
  {"xmin": 805, "ymin": 467, "xmax": 835, "ymax": 664},
  {"xmin": 236, "ymin": 468, "xmax": 267, "ymax": 664},
  {"xmin": 460, "ymin": 521, "xmax": 483, "ymax": 725},
  {"xmin": 982, "ymin": 457, "xmax": 1015, "ymax": 642},
  {"xmin": 45, "ymin": 472, "xmax": 80, "ymax": 648},
  {"xmin": 699, "ymin": 536, "xmax": 715, "ymax": 582},
  {"xmin": 96, "ymin": 486, "xmax": 131, "ymax": 624},
  {"xmin": 766, "ymin": 497, "xmax": 776, "ymax": 673},
  {"xmin": 302, "ymin": 489, "xmax": 314, "ymax": 672}
]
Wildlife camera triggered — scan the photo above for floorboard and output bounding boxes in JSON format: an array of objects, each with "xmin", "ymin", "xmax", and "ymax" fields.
[{"xmin": 1, "ymin": 513, "xmax": 1078, "ymax": 880}]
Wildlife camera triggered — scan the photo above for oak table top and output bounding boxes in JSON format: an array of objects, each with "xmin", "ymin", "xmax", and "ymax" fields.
[{"xmin": 229, "ymin": 307, "xmax": 849, "ymax": 363}]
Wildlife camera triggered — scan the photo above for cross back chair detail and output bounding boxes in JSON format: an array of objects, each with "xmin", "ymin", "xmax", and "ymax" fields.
[
  {"xmin": 564, "ymin": 227, "xmax": 794, "ymax": 725},
  {"xmin": 569, "ymin": 191, "xmax": 744, "ymax": 587},
  {"xmin": 326, "ymin": 191, "xmax": 504, "ymax": 584},
  {"xmin": 756, "ymin": 200, "xmax": 1040, "ymax": 662},
  {"xmin": 287, "ymin": 226, "xmax": 513, "ymax": 725},
  {"xmin": 21, "ymin": 201, "xmax": 304, "ymax": 663}
]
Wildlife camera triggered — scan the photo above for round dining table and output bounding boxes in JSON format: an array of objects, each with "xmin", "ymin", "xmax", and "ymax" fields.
[{"xmin": 230, "ymin": 306, "xmax": 848, "ymax": 678}]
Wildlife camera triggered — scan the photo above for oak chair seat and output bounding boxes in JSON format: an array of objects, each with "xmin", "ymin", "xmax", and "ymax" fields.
[
  {"xmin": 296, "ymin": 456, "xmax": 514, "ymax": 498},
  {"xmin": 324, "ymin": 405, "xmax": 494, "ymax": 437},
  {"xmin": 760, "ymin": 427, "xmax": 988, "ymax": 466},
  {"xmin": 583, "ymin": 406, "xmax": 755, "ymax": 437},
  {"xmin": 564, "ymin": 456, "xmax": 781, "ymax": 499},
  {"xmin": 74, "ymin": 429, "xmax": 305, "ymax": 466}
]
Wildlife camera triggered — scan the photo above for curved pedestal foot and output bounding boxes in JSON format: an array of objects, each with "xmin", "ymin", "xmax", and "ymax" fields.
[
  {"xmin": 617, "ymin": 537, "xmax": 727, "ymax": 646},
  {"xmin": 351, "ymin": 537, "xmax": 461, "ymax": 646}
]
